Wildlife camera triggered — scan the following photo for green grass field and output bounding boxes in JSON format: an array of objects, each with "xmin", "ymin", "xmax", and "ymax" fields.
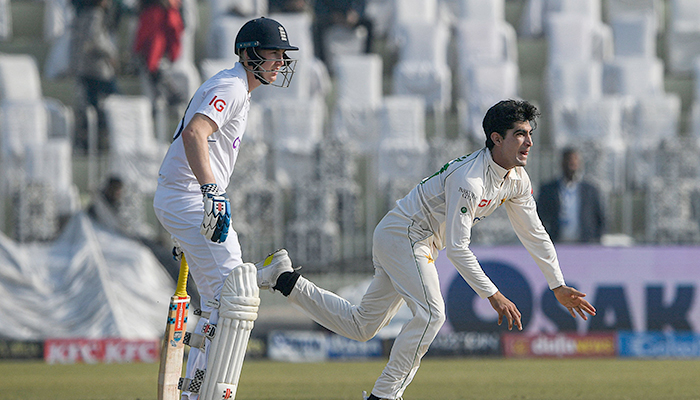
[{"xmin": 1, "ymin": 358, "xmax": 699, "ymax": 400}]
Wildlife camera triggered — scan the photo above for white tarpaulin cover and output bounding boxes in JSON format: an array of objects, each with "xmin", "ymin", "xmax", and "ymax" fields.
[{"xmin": 0, "ymin": 212, "xmax": 174, "ymax": 340}]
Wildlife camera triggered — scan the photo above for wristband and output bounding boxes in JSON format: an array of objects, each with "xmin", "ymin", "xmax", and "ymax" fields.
[{"xmin": 200, "ymin": 183, "xmax": 219, "ymax": 195}]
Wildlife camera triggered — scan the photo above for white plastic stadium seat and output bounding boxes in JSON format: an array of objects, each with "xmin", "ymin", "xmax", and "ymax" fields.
[
  {"xmin": 397, "ymin": 21, "xmax": 450, "ymax": 65},
  {"xmin": 207, "ymin": 0, "xmax": 267, "ymax": 24},
  {"xmin": 519, "ymin": 0, "xmax": 603, "ymax": 37},
  {"xmin": 549, "ymin": 96, "xmax": 631, "ymax": 150},
  {"xmin": 457, "ymin": 0, "xmax": 506, "ymax": 21},
  {"xmin": 629, "ymin": 94, "xmax": 682, "ymax": 150},
  {"xmin": 390, "ymin": 0, "xmax": 438, "ymax": 48},
  {"xmin": 576, "ymin": 96, "xmax": 629, "ymax": 145},
  {"xmin": 379, "ymin": 96, "xmax": 426, "ymax": 144},
  {"xmin": 545, "ymin": 0, "xmax": 602, "ymax": 22},
  {"xmin": 266, "ymin": 97, "xmax": 325, "ymax": 188},
  {"xmin": 322, "ymin": 25, "xmax": 367, "ymax": 75},
  {"xmin": 0, "ymin": 100, "xmax": 48, "ymax": 160},
  {"xmin": 602, "ymin": 57, "xmax": 665, "ymax": 97},
  {"xmin": 0, "ymin": 53, "xmax": 42, "ymax": 101},
  {"xmin": 456, "ymin": 19, "xmax": 517, "ymax": 68},
  {"xmin": 545, "ymin": 14, "xmax": 595, "ymax": 62},
  {"xmin": 334, "ymin": 54, "xmax": 383, "ymax": 108},
  {"xmin": 646, "ymin": 178, "xmax": 700, "ymax": 243},
  {"xmin": 666, "ymin": 0, "xmax": 700, "ymax": 75},
  {"xmin": 461, "ymin": 61, "xmax": 520, "ymax": 141},
  {"xmin": 455, "ymin": 20, "xmax": 518, "ymax": 105},
  {"xmin": 611, "ymin": 13, "xmax": 657, "ymax": 59},
  {"xmin": 104, "ymin": 95, "xmax": 156, "ymax": 155},
  {"xmin": 377, "ymin": 96, "xmax": 429, "ymax": 185},
  {"xmin": 393, "ymin": 21, "xmax": 452, "ymax": 112},
  {"xmin": 24, "ymin": 137, "xmax": 80, "ymax": 215},
  {"xmin": 207, "ymin": 16, "xmax": 246, "ymax": 60},
  {"xmin": 544, "ymin": 60, "xmax": 603, "ymax": 105},
  {"xmin": 378, "ymin": 140, "xmax": 429, "ymax": 187},
  {"xmin": 331, "ymin": 54, "xmax": 383, "ymax": 152},
  {"xmin": 199, "ymin": 58, "xmax": 232, "ymax": 81},
  {"xmin": 605, "ymin": 0, "xmax": 663, "ymax": 32},
  {"xmin": 393, "ymin": 61, "xmax": 451, "ymax": 113},
  {"xmin": 103, "ymin": 95, "xmax": 165, "ymax": 194}
]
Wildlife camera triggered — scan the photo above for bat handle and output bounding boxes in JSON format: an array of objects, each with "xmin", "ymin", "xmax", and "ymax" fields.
[{"xmin": 175, "ymin": 255, "xmax": 189, "ymax": 297}]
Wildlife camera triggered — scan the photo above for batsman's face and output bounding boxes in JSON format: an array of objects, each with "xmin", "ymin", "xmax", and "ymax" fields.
[
  {"xmin": 258, "ymin": 49, "xmax": 287, "ymax": 83},
  {"xmin": 491, "ymin": 120, "xmax": 533, "ymax": 169}
]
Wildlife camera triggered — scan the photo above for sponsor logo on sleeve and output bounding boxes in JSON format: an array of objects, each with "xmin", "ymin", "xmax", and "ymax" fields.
[{"xmin": 209, "ymin": 96, "xmax": 226, "ymax": 112}]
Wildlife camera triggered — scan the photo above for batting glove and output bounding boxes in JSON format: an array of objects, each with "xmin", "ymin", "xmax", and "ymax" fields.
[{"xmin": 200, "ymin": 183, "xmax": 230, "ymax": 243}]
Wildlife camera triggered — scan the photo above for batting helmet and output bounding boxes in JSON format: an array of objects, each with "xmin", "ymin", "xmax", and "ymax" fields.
[{"xmin": 235, "ymin": 17, "xmax": 298, "ymax": 87}]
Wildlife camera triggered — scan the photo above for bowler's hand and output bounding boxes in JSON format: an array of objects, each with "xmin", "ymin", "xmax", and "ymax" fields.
[
  {"xmin": 553, "ymin": 285, "xmax": 597, "ymax": 320},
  {"xmin": 488, "ymin": 291, "xmax": 522, "ymax": 331}
]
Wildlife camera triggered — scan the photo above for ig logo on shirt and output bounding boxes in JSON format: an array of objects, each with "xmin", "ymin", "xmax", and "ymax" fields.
[{"xmin": 209, "ymin": 96, "xmax": 227, "ymax": 112}]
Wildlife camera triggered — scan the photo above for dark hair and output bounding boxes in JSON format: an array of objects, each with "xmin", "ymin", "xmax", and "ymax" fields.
[{"xmin": 483, "ymin": 99, "xmax": 540, "ymax": 150}]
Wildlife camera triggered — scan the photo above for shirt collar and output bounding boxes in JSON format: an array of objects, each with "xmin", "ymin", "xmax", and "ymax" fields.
[
  {"xmin": 485, "ymin": 148, "xmax": 516, "ymax": 184},
  {"xmin": 233, "ymin": 62, "xmax": 251, "ymax": 95}
]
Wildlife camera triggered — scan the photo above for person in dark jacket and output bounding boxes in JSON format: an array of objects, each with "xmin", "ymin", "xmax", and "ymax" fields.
[
  {"xmin": 70, "ymin": 0, "xmax": 120, "ymax": 150},
  {"xmin": 537, "ymin": 147, "xmax": 605, "ymax": 243}
]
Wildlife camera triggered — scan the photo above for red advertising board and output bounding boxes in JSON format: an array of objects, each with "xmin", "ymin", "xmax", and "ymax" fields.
[
  {"xmin": 502, "ymin": 333, "xmax": 617, "ymax": 358},
  {"xmin": 44, "ymin": 338, "xmax": 159, "ymax": 364}
]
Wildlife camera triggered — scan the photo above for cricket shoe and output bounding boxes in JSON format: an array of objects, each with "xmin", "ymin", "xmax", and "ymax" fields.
[{"xmin": 255, "ymin": 249, "xmax": 296, "ymax": 292}]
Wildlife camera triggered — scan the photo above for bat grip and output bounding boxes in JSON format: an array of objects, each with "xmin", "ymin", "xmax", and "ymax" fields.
[{"xmin": 175, "ymin": 255, "xmax": 189, "ymax": 297}]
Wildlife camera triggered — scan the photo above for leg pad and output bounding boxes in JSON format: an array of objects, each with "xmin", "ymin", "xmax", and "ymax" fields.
[{"xmin": 198, "ymin": 263, "xmax": 260, "ymax": 400}]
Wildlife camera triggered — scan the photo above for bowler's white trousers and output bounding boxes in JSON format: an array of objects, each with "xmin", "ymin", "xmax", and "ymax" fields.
[
  {"xmin": 154, "ymin": 186, "xmax": 243, "ymax": 400},
  {"xmin": 289, "ymin": 209, "xmax": 445, "ymax": 400}
]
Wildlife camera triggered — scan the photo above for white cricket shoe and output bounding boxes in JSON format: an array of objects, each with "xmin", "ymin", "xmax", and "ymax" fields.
[{"xmin": 255, "ymin": 249, "xmax": 294, "ymax": 291}]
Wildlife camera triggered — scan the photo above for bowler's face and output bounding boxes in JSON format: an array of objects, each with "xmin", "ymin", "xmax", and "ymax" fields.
[{"xmin": 493, "ymin": 121, "xmax": 533, "ymax": 169}]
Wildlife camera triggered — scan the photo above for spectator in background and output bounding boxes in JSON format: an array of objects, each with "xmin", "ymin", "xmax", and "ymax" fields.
[
  {"xmin": 133, "ymin": 0, "xmax": 185, "ymax": 109},
  {"xmin": 70, "ymin": 0, "xmax": 120, "ymax": 151},
  {"xmin": 537, "ymin": 147, "xmax": 605, "ymax": 243},
  {"xmin": 269, "ymin": 0, "xmax": 308, "ymax": 13},
  {"xmin": 312, "ymin": 0, "xmax": 373, "ymax": 67},
  {"xmin": 87, "ymin": 175, "xmax": 124, "ymax": 232}
]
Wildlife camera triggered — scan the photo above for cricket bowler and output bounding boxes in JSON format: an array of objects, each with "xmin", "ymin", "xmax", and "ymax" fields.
[{"xmin": 257, "ymin": 100, "xmax": 597, "ymax": 400}]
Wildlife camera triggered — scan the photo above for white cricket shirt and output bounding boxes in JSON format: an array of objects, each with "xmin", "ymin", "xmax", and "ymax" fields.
[
  {"xmin": 158, "ymin": 62, "xmax": 251, "ymax": 193},
  {"xmin": 395, "ymin": 147, "xmax": 566, "ymax": 298}
]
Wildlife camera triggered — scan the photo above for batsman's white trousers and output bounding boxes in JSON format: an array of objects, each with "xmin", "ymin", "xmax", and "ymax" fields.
[
  {"xmin": 289, "ymin": 209, "xmax": 445, "ymax": 400},
  {"xmin": 154, "ymin": 186, "xmax": 243, "ymax": 400}
]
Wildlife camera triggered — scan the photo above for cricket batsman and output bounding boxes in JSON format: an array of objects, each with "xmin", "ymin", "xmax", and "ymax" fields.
[{"xmin": 153, "ymin": 16, "xmax": 298, "ymax": 400}]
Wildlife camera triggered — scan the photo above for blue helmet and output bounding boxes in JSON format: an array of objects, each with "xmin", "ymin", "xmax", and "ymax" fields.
[
  {"xmin": 235, "ymin": 17, "xmax": 299, "ymax": 52},
  {"xmin": 235, "ymin": 17, "xmax": 298, "ymax": 87}
]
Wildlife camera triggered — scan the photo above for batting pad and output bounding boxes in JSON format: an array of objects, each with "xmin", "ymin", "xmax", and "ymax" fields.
[{"xmin": 199, "ymin": 263, "xmax": 260, "ymax": 400}]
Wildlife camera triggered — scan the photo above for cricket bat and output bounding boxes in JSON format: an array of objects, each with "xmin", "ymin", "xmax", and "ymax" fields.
[{"xmin": 158, "ymin": 255, "xmax": 190, "ymax": 400}]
